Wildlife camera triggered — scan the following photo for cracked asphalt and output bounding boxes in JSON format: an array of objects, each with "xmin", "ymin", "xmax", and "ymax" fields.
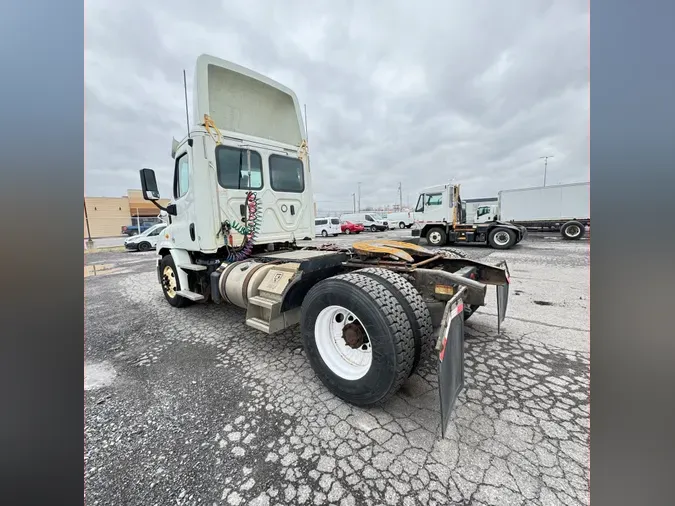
[{"xmin": 85, "ymin": 231, "xmax": 589, "ymax": 506}]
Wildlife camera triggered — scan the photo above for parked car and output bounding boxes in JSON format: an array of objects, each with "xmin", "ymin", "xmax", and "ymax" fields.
[
  {"xmin": 340, "ymin": 221, "xmax": 364, "ymax": 234},
  {"xmin": 124, "ymin": 223, "xmax": 167, "ymax": 251},
  {"xmin": 121, "ymin": 218, "xmax": 162, "ymax": 236},
  {"xmin": 339, "ymin": 212, "xmax": 388, "ymax": 232},
  {"xmin": 315, "ymin": 217, "xmax": 341, "ymax": 237}
]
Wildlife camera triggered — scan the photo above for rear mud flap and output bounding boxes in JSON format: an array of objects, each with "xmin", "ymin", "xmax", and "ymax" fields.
[
  {"xmin": 436, "ymin": 287, "xmax": 467, "ymax": 438},
  {"xmin": 495, "ymin": 260, "xmax": 510, "ymax": 334}
]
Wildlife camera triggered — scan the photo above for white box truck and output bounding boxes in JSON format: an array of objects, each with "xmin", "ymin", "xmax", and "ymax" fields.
[{"xmin": 475, "ymin": 182, "xmax": 590, "ymax": 240}]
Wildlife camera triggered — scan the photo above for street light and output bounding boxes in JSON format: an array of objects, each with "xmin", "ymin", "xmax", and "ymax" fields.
[{"xmin": 539, "ymin": 155, "xmax": 554, "ymax": 186}]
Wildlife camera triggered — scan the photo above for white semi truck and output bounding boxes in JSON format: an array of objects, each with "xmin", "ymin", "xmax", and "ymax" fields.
[
  {"xmin": 411, "ymin": 183, "xmax": 527, "ymax": 249},
  {"xmin": 138, "ymin": 55, "xmax": 512, "ymax": 435},
  {"xmin": 474, "ymin": 182, "xmax": 590, "ymax": 240}
]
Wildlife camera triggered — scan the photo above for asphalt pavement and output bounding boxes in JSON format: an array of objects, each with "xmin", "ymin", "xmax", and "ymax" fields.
[{"xmin": 85, "ymin": 230, "xmax": 589, "ymax": 506}]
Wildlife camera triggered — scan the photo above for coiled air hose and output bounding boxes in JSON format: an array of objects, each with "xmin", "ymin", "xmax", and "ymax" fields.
[{"xmin": 226, "ymin": 191, "xmax": 262, "ymax": 262}]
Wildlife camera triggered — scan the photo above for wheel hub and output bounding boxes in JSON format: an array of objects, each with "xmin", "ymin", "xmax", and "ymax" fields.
[
  {"xmin": 342, "ymin": 322, "xmax": 367, "ymax": 349},
  {"xmin": 495, "ymin": 231, "xmax": 509, "ymax": 245},
  {"xmin": 162, "ymin": 265, "xmax": 177, "ymax": 298},
  {"xmin": 314, "ymin": 305, "xmax": 373, "ymax": 380}
]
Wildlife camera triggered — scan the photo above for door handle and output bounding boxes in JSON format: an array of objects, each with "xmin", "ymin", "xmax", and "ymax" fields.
[
  {"xmin": 189, "ymin": 223, "xmax": 196, "ymax": 241},
  {"xmin": 290, "ymin": 205, "xmax": 295, "ymax": 216},
  {"xmin": 240, "ymin": 204, "xmax": 246, "ymax": 221}
]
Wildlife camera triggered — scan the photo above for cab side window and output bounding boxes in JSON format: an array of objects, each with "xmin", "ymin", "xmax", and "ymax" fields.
[
  {"xmin": 426, "ymin": 193, "xmax": 443, "ymax": 206},
  {"xmin": 173, "ymin": 153, "xmax": 190, "ymax": 199}
]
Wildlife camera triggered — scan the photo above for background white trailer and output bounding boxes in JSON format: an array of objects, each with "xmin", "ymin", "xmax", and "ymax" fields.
[{"xmin": 497, "ymin": 182, "xmax": 590, "ymax": 239}]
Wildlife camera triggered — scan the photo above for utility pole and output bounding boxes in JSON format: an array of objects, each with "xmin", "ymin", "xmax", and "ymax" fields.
[
  {"xmin": 398, "ymin": 182, "xmax": 402, "ymax": 211},
  {"xmin": 357, "ymin": 182, "xmax": 361, "ymax": 212},
  {"xmin": 540, "ymin": 155, "xmax": 554, "ymax": 187},
  {"xmin": 352, "ymin": 193, "xmax": 356, "ymax": 212},
  {"xmin": 84, "ymin": 199, "xmax": 94, "ymax": 249}
]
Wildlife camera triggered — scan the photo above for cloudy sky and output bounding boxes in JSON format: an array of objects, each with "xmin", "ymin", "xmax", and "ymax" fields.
[{"xmin": 85, "ymin": 0, "xmax": 589, "ymax": 212}]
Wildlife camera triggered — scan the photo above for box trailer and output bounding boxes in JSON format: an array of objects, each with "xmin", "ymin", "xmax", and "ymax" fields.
[{"xmin": 489, "ymin": 182, "xmax": 590, "ymax": 240}]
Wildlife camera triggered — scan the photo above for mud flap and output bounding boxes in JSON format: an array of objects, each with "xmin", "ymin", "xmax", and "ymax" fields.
[
  {"xmin": 436, "ymin": 287, "xmax": 467, "ymax": 438},
  {"xmin": 495, "ymin": 260, "xmax": 511, "ymax": 334}
]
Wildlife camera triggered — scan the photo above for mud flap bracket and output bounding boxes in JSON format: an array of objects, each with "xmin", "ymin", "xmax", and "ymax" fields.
[
  {"xmin": 495, "ymin": 260, "xmax": 511, "ymax": 334},
  {"xmin": 436, "ymin": 286, "xmax": 467, "ymax": 438}
]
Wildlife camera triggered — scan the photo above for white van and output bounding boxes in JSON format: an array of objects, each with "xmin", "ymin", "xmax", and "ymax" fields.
[
  {"xmin": 315, "ymin": 217, "xmax": 341, "ymax": 237},
  {"xmin": 340, "ymin": 213, "xmax": 389, "ymax": 232},
  {"xmin": 386, "ymin": 211, "xmax": 414, "ymax": 229}
]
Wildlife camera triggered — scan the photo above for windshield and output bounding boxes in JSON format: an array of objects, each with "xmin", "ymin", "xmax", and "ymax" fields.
[{"xmin": 141, "ymin": 224, "xmax": 166, "ymax": 236}]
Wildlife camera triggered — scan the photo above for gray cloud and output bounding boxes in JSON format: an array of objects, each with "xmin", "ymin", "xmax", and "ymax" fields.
[{"xmin": 85, "ymin": 0, "xmax": 589, "ymax": 211}]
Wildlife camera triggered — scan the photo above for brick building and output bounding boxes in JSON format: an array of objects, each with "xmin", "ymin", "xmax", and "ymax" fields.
[{"xmin": 84, "ymin": 190, "xmax": 171, "ymax": 238}]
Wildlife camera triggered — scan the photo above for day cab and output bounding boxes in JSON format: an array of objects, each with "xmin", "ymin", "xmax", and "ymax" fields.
[{"xmin": 411, "ymin": 183, "xmax": 526, "ymax": 249}]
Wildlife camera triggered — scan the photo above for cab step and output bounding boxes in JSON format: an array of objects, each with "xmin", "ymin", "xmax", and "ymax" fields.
[
  {"xmin": 247, "ymin": 295, "xmax": 280, "ymax": 310},
  {"xmin": 177, "ymin": 263, "xmax": 207, "ymax": 271},
  {"xmin": 246, "ymin": 317, "xmax": 270, "ymax": 333},
  {"xmin": 176, "ymin": 290, "xmax": 205, "ymax": 301}
]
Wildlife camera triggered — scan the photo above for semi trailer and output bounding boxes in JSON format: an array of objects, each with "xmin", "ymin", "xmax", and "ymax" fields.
[
  {"xmin": 139, "ymin": 55, "xmax": 512, "ymax": 436},
  {"xmin": 474, "ymin": 182, "xmax": 590, "ymax": 240},
  {"xmin": 411, "ymin": 183, "xmax": 527, "ymax": 249}
]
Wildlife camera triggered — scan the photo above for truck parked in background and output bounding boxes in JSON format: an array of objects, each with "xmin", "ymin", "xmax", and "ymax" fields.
[
  {"xmin": 462, "ymin": 197, "xmax": 498, "ymax": 224},
  {"xmin": 387, "ymin": 211, "xmax": 414, "ymax": 229},
  {"xmin": 412, "ymin": 183, "xmax": 526, "ymax": 249},
  {"xmin": 474, "ymin": 182, "xmax": 590, "ymax": 240}
]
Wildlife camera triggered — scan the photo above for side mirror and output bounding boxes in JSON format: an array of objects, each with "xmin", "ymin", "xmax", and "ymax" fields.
[{"xmin": 140, "ymin": 168, "xmax": 160, "ymax": 201}]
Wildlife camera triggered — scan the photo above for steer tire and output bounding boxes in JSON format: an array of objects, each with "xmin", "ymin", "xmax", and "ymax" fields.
[
  {"xmin": 370, "ymin": 225, "xmax": 378, "ymax": 232},
  {"xmin": 301, "ymin": 273, "xmax": 415, "ymax": 406},
  {"xmin": 138, "ymin": 241, "xmax": 151, "ymax": 252},
  {"xmin": 356, "ymin": 268, "xmax": 433, "ymax": 376},
  {"xmin": 426, "ymin": 227, "xmax": 447, "ymax": 246},
  {"xmin": 399, "ymin": 222, "xmax": 406, "ymax": 229},
  {"xmin": 160, "ymin": 255, "xmax": 192, "ymax": 308},
  {"xmin": 561, "ymin": 221, "xmax": 585, "ymax": 240}
]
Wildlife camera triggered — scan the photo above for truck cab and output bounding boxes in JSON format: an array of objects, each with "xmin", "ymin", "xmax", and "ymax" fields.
[
  {"xmin": 475, "ymin": 204, "xmax": 499, "ymax": 223},
  {"xmin": 412, "ymin": 183, "xmax": 525, "ymax": 249}
]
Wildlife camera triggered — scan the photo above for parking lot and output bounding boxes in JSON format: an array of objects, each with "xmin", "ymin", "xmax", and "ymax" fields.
[{"xmin": 85, "ymin": 230, "xmax": 589, "ymax": 506}]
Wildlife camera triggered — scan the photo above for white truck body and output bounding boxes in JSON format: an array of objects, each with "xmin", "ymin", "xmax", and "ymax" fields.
[
  {"xmin": 387, "ymin": 211, "xmax": 414, "ymax": 229},
  {"xmin": 137, "ymin": 56, "xmax": 515, "ymax": 428},
  {"xmin": 496, "ymin": 182, "xmax": 590, "ymax": 224},
  {"xmin": 156, "ymin": 54, "xmax": 314, "ymax": 259},
  {"xmin": 463, "ymin": 198, "xmax": 498, "ymax": 224}
]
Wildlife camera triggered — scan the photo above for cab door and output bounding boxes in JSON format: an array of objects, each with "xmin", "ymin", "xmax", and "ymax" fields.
[
  {"xmin": 414, "ymin": 191, "xmax": 447, "ymax": 224},
  {"xmin": 169, "ymin": 146, "xmax": 198, "ymax": 250}
]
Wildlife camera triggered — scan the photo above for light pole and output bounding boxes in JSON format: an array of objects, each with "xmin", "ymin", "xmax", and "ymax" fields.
[
  {"xmin": 357, "ymin": 182, "xmax": 361, "ymax": 212},
  {"xmin": 540, "ymin": 155, "xmax": 554, "ymax": 186},
  {"xmin": 352, "ymin": 193, "xmax": 356, "ymax": 212},
  {"xmin": 398, "ymin": 182, "xmax": 402, "ymax": 211},
  {"xmin": 84, "ymin": 199, "xmax": 94, "ymax": 249}
]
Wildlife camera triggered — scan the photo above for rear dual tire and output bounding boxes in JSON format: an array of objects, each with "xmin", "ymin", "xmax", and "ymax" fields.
[{"xmin": 301, "ymin": 273, "xmax": 416, "ymax": 406}]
